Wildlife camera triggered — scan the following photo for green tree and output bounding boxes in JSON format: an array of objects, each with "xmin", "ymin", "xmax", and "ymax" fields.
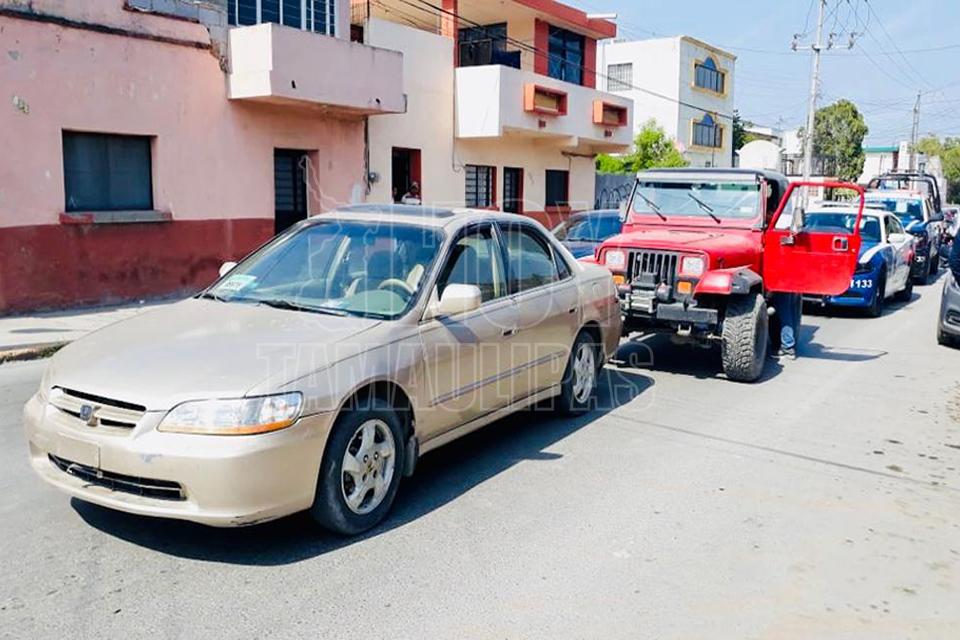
[
  {"xmin": 732, "ymin": 110, "xmax": 756, "ymax": 151},
  {"xmin": 595, "ymin": 119, "xmax": 688, "ymax": 174},
  {"xmin": 916, "ymin": 135, "xmax": 960, "ymax": 200},
  {"xmin": 801, "ymin": 99, "xmax": 868, "ymax": 182}
]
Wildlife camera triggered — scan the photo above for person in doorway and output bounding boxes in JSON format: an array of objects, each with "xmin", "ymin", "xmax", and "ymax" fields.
[{"xmin": 401, "ymin": 182, "xmax": 421, "ymax": 205}]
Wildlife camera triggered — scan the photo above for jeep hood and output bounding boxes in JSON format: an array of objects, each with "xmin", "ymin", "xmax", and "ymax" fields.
[
  {"xmin": 46, "ymin": 299, "xmax": 382, "ymax": 410},
  {"xmin": 604, "ymin": 228, "xmax": 761, "ymax": 267}
]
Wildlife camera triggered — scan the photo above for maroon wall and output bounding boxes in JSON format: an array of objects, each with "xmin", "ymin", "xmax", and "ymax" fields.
[{"xmin": 0, "ymin": 219, "xmax": 274, "ymax": 313}]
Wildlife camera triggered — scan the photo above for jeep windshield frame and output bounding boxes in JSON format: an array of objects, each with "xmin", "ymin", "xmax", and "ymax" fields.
[{"xmin": 628, "ymin": 175, "xmax": 764, "ymax": 227}]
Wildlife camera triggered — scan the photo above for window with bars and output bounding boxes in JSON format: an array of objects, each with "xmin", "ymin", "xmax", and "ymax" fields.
[
  {"xmin": 228, "ymin": 0, "xmax": 337, "ymax": 35},
  {"xmin": 465, "ymin": 165, "xmax": 495, "ymax": 208},
  {"xmin": 607, "ymin": 63, "xmax": 632, "ymax": 92},
  {"xmin": 692, "ymin": 114, "xmax": 722, "ymax": 148},
  {"xmin": 694, "ymin": 56, "xmax": 724, "ymax": 94},
  {"xmin": 63, "ymin": 132, "xmax": 153, "ymax": 212}
]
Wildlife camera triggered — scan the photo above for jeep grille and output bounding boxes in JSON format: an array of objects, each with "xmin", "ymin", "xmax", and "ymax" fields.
[{"xmin": 630, "ymin": 251, "xmax": 680, "ymax": 288}]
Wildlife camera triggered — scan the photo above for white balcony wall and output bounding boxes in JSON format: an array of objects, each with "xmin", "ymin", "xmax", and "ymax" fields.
[
  {"xmin": 228, "ymin": 23, "xmax": 405, "ymax": 115},
  {"xmin": 456, "ymin": 65, "xmax": 633, "ymax": 153}
]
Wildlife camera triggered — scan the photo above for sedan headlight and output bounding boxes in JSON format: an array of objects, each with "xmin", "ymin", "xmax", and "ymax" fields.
[
  {"xmin": 37, "ymin": 366, "xmax": 53, "ymax": 402},
  {"xmin": 158, "ymin": 392, "xmax": 303, "ymax": 436}
]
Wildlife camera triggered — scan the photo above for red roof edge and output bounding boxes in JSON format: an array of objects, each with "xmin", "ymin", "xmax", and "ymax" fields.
[{"xmin": 514, "ymin": 0, "xmax": 617, "ymax": 39}]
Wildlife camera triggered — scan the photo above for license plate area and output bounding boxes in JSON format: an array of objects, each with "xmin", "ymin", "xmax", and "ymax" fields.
[{"xmin": 56, "ymin": 435, "xmax": 100, "ymax": 468}]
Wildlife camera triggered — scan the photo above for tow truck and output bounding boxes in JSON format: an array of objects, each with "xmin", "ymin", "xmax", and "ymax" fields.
[{"xmin": 593, "ymin": 168, "xmax": 865, "ymax": 382}]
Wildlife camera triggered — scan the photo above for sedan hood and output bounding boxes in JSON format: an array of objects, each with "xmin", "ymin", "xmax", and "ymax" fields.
[{"xmin": 48, "ymin": 299, "xmax": 381, "ymax": 410}]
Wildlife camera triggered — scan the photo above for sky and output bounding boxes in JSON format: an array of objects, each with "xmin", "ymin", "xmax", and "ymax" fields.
[{"xmin": 569, "ymin": 0, "xmax": 960, "ymax": 145}]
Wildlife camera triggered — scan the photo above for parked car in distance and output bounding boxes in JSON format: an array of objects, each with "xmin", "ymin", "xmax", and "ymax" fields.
[
  {"xmin": 24, "ymin": 205, "xmax": 621, "ymax": 535},
  {"xmin": 801, "ymin": 205, "xmax": 915, "ymax": 317},
  {"xmin": 551, "ymin": 209, "xmax": 623, "ymax": 259},
  {"xmin": 938, "ymin": 272, "xmax": 960, "ymax": 348},
  {"xmin": 864, "ymin": 190, "xmax": 944, "ymax": 284}
]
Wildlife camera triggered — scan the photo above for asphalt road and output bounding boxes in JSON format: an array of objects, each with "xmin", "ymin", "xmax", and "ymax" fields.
[{"xmin": 2, "ymin": 277, "xmax": 959, "ymax": 639}]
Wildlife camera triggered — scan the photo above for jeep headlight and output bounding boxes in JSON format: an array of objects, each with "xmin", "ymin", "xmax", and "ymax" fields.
[
  {"xmin": 604, "ymin": 249, "xmax": 627, "ymax": 271},
  {"xmin": 679, "ymin": 255, "xmax": 706, "ymax": 277},
  {"xmin": 158, "ymin": 392, "xmax": 303, "ymax": 436}
]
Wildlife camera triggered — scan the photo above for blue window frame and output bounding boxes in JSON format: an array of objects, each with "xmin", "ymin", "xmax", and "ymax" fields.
[
  {"xmin": 694, "ymin": 56, "xmax": 724, "ymax": 93},
  {"xmin": 692, "ymin": 114, "xmax": 722, "ymax": 148}
]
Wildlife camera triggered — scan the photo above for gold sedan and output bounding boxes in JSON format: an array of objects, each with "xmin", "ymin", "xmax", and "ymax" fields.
[{"xmin": 24, "ymin": 205, "xmax": 621, "ymax": 534}]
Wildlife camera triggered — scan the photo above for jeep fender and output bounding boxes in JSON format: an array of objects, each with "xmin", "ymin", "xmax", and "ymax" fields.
[{"xmin": 694, "ymin": 267, "xmax": 763, "ymax": 296}]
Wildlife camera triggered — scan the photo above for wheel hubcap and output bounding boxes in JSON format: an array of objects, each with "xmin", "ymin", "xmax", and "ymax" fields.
[
  {"xmin": 571, "ymin": 343, "xmax": 596, "ymax": 403},
  {"xmin": 341, "ymin": 419, "xmax": 396, "ymax": 515}
]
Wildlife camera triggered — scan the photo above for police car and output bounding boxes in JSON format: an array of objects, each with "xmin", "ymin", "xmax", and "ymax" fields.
[
  {"xmin": 864, "ymin": 190, "xmax": 943, "ymax": 284},
  {"xmin": 802, "ymin": 203, "xmax": 915, "ymax": 317}
]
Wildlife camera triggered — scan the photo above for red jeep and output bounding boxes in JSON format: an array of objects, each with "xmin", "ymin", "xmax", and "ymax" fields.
[{"xmin": 594, "ymin": 168, "xmax": 865, "ymax": 382}]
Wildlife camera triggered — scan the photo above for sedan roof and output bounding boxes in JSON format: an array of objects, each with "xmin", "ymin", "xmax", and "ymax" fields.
[{"xmin": 309, "ymin": 204, "xmax": 543, "ymax": 230}]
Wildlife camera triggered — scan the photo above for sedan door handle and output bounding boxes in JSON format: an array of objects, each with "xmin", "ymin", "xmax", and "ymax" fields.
[
  {"xmin": 567, "ymin": 307, "xmax": 577, "ymax": 314},
  {"xmin": 502, "ymin": 328, "xmax": 518, "ymax": 337}
]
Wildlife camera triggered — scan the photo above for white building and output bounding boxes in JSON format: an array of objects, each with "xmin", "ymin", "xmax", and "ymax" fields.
[
  {"xmin": 353, "ymin": 0, "xmax": 633, "ymax": 226},
  {"xmin": 598, "ymin": 35, "xmax": 736, "ymax": 167}
]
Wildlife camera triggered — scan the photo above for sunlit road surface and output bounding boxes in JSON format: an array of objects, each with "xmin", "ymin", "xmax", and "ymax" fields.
[{"xmin": 2, "ymin": 276, "xmax": 958, "ymax": 639}]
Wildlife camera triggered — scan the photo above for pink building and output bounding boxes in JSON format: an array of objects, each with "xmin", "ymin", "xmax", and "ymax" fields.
[{"xmin": 0, "ymin": 0, "xmax": 403, "ymax": 313}]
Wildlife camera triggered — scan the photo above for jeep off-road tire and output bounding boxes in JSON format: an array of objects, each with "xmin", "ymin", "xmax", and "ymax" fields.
[
  {"xmin": 721, "ymin": 293, "xmax": 769, "ymax": 383},
  {"xmin": 310, "ymin": 399, "xmax": 405, "ymax": 536}
]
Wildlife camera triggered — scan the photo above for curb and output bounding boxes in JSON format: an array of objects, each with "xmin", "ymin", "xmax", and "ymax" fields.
[{"xmin": 0, "ymin": 342, "xmax": 68, "ymax": 365}]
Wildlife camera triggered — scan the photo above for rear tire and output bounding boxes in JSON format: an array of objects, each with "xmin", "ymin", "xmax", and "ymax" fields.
[
  {"xmin": 310, "ymin": 399, "xmax": 405, "ymax": 536},
  {"xmin": 556, "ymin": 330, "xmax": 600, "ymax": 414},
  {"xmin": 721, "ymin": 293, "xmax": 768, "ymax": 383},
  {"xmin": 895, "ymin": 274, "xmax": 914, "ymax": 302}
]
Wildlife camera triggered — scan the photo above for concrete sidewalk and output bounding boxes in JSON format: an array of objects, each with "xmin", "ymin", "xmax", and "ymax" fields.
[{"xmin": 0, "ymin": 298, "xmax": 181, "ymax": 360}]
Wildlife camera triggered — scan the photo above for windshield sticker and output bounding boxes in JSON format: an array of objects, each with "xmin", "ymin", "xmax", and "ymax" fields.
[
  {"xmin": 218, "ymin": 274, "xmax": 257, "ymax": 292},
  {"xmin": 895, "ymin": 200, "xmax": 908, "ymax": 213}
]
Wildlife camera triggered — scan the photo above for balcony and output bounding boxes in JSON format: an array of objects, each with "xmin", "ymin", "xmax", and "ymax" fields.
[
  {"xmin": 455, "ymin": 65, "xmax": 632, "ymax": 152},
  {"xmin": 227, "ymin": 23, "xmax": 405, "ymax": 115}
]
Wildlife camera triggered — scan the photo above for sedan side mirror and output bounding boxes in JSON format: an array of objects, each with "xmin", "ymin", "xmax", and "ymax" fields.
[
  {"xmin": 426, "ymin": 284, "xmax": 482, "ymax": 319},
  {"xmin": 219, "ymin": 261, "xmax": 238, "ymax": 277}
]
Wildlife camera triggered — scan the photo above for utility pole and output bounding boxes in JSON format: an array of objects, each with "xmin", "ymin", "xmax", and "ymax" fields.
[
  {"xmin": 910, "ymin": 92, "xmax": 921, "ymax": 171},
  {"xmin": 800, "ymin": 0, "xmax": 827, "ymax": 187}
]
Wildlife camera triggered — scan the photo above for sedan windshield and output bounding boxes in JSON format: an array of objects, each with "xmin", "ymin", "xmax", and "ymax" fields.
[
  {"xmin": 206, "ymin": 221, "xmax": 443, "ymax": 319},
  {"xmin": 631, "ymin": 180, "xmax": 761, "ymax": 220},
  {"xmin": 553, "ymin": 213, "xmax": 622, "ymax": 242},
  {"xmin": 866, "ymin": 197, "xmax": 924, "ymax": 226},
  {"xmin": 804, "ymin": 212, "xmax": 882, "ymax": 244}
]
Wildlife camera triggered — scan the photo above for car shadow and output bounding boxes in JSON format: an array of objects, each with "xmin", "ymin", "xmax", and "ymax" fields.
[
  {"xmin": 797, "ymin": 323, "xmax": 885, "ymax": 362},
  {"xmin": 71, "ymin": 367, "xmax": 653, "ymax": 565},
  {"xmin": 614, "ymin": 334, "xmax": 784, "ymax": 382}
]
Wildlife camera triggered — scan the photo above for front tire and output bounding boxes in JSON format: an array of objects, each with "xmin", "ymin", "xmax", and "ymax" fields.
[
  {"xmin": 556, "ymin": 330, "xmax": 600, "ymax": 414},
  {"xmin": 310, "ymin": 399, "xmax": 405, "ymax": 536},
  {"xmin": 721, "ymin": 293, "xmax": 768, "ymax": 383}
]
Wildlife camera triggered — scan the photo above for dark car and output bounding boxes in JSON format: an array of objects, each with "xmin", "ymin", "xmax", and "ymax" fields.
[
  {"xmin": 552, "ymin": 209, "xmax": 623, "ymax": 259},
  {"xmin": 940, "ymin": 242, "xmax": 960, "ymax": 348}
]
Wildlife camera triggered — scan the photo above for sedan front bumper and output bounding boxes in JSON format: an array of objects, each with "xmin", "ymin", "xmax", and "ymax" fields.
[{"xmin": 24, "ymin": 392, "xmax": 336, "ymax": 526}]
